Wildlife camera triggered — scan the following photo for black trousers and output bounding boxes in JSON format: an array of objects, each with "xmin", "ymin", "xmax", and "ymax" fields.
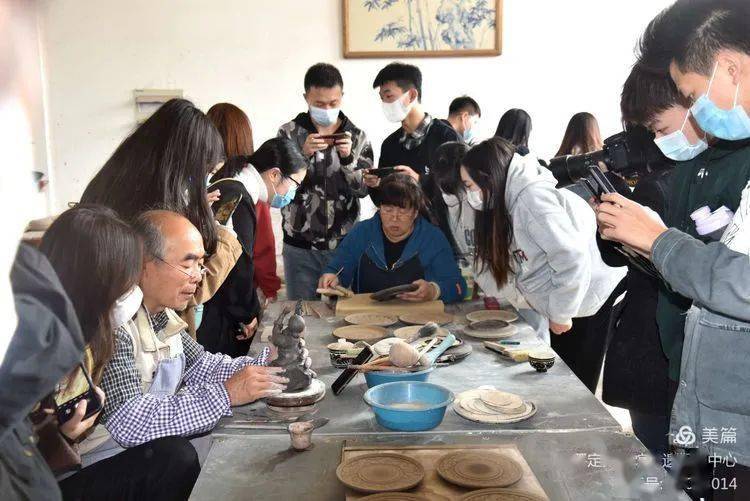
[
  {"xmin": 551, "ymin": 292, "xmax": 618, "ymax": 393},
  {"xmin": 58, "ymin": 436, "xmax": 200, "ymax": 501}
]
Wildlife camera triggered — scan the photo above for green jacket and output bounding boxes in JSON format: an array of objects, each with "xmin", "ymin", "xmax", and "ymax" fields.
[{"xmin": 657, "ymin": 138, "xmax": 750, "ymax": 380}]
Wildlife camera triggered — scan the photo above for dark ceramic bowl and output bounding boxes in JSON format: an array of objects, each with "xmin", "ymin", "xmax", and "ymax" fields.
[{"xmin": 528, "ymin": 352, "xmax": 555, "ymax": 373}]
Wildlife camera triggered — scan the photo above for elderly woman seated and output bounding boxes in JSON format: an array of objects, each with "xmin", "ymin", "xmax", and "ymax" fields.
[{"xmin": 318, "ymin": 173, "xmax": 465, "ymax": 303}]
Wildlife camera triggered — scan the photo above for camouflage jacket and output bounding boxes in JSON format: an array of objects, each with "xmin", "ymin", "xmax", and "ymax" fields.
[{"xmin": 278, "ymin": 112, "xmax": 374, "ymax": 250}]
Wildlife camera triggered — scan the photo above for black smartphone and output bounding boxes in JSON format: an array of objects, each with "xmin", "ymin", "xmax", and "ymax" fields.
[
  {"xmin": 214, "ymin": 194, "xmax": 242, "ymax": 226},
  {"xmin": 368, "ymin": 167, "xmax": 399, "ymax": 178},
  {"xmin": 318, "ymin": 133, "xmax": 348, "ymax": 145},
  {"xmin": 55, "ymin": 364, "xmax": 102, "ymax": 425},
  {"xmin": 331, "ymin": 345, "xmax": 374, "ymax": 395}
]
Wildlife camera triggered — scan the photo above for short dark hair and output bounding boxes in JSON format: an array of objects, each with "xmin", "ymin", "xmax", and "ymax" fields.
[
  {"xmin": 638, "ymin": 0, "xmax": 750, "ymax": 75},
  {"xmin": 132, "ymin": 211, "xmax": 167, "ymax": 259},
  {"xmin": 304, "ymin": 63, "xmax": 344, "ymax": 91},
  {"xmin": 373, "ymin": 62, "xmax": 422, "ymax": 100},
  {"xmin": 378, "ymin": 173, "xmax": 427, "ymax": 212},
  {"xmin": 621, "ymin": 64, "xmax": 691, "ymax": 126},
  {"xmin": 449, "ymin": 96, "xmax": 481, "ymax": 117}
]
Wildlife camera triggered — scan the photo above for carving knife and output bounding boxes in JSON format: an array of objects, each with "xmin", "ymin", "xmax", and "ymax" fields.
[{"xmin": 222, "ymin": 417, "xmax": 329, "ymax": 430}]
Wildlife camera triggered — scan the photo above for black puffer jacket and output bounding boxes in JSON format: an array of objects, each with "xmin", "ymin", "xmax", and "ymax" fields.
[{"xmin": 0, "ymin": 245, "xmax": 84, "ymax": 501}]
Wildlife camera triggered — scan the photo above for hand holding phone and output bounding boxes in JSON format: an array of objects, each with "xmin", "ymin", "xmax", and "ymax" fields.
[{"xmin": 55, "ymin": 364, "xmax": 104, "ymax": 428}]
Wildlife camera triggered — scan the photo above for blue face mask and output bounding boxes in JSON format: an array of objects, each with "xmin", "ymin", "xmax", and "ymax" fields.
[
  {"xmin": 270, "ymin": 179, "xmax": 298, "ymax": 209},
  {"xmin": 654, "ymin": 110, "xmax": 709, "ymax": 161},
  {"xmin": 309, "ymin": 106, "xmax": 339, "ymax": 127},
  {"xmin": 690, "ymin": 62, "xmax": 750, "ymax": 141}
]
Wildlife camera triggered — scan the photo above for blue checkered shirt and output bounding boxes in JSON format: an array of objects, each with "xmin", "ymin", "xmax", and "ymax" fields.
[{"xmin": 99, "ymin": 310, "xmax": 269, "ymax": 447}]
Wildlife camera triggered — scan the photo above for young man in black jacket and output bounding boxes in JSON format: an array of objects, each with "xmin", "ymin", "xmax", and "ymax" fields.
[{"xmin": 365, "ymin": 62, "xmax": 460, "ymax": 200}]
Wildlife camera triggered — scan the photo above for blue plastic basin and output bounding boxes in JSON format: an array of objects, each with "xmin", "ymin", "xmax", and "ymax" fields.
[
  {"xmin": 363, "ymin": 381, "xmax": 454, "ymax": 431},
  {"xmin": 364, "ymin": 366, "xmax": 434, "ymax": 388}
]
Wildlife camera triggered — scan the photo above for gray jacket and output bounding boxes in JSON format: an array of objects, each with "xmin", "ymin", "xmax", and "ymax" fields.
[
  {"xmin": 497, "ymin": 154, "xmax": 624, "ymax": 324},
  {"xmin": 653, "ymin": 228, "xmax": 750, "ymax": 464}
]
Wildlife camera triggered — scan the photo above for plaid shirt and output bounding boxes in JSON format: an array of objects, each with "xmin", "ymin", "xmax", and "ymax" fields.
[
  {"xmin": 100, "ymin": 310, "xmax": 269, "ymax": 447},
  {"xmin": 400, "ymin": 113, "xmax": 434, "ymax": 151}
]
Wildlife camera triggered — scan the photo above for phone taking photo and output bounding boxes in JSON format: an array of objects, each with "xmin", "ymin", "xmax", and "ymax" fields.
[{"xmin": 54, "ymin": 363, "xmax": 102, "ymax": 425}]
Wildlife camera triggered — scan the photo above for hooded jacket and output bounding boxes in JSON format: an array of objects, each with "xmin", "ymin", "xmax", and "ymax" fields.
[
  {"xmin": 475, "ymin": 154, "xmax": 624, "ymax": 324},
  {"xmin": 1, "ymin": 245, "xmax": 85, "ymax": 501}
]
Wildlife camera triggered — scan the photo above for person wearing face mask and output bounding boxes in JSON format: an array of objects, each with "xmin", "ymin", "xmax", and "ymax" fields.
[
  {"xmin": 277, "ymin": 63, "xmax": 374, "ymax": 301},
  {"xmin": 462, "ymin": 138, "xmax": 625, "ymax": 372},
  {"xmin": 366, "ymin": 63, "xmax": 461, "ymax": 199},
  {"xmin": 319, "ymin": 173, "xmax": 465, "ymax": 303},
  {"xmin": 595, "ymin": 2, "xmax": 750, "ymax": 490},
  {"xmin": 19, "ymin": 206, "xmax": 199, "ymax": 500},
  {"xmin": 443, "ymin": 96, "xmax": 482, "ymax": 145},
  {"xmin": 199, "ymin": 138, "xmax": 307, "ymax": 356}
]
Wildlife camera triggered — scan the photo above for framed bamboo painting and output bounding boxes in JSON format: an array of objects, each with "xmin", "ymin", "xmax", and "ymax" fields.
[{"xmin": 343, "ymin": 0, "xmax": 502, "ymax": 58}]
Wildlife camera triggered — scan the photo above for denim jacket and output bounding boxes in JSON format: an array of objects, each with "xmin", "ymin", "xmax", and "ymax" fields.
[{"xmin": 652, "ymin": 228, "xmax": 750, "ymax": 464}]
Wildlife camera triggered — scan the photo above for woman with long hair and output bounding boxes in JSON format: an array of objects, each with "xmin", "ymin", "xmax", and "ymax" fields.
[
  {"xmin": 494, "ymin": 108, "xmax": 532, "ymax": 155},
  {"xmin": 555, "ymin": 112, "xmax": 604, "ymax": 157},
  {"xmin": 207, "ymin": 103, "xmax": 281, "ymax": 302},
  {"xmin": 80, "ymin": 99, "xmax": 243, "ymax": 338},
  {"xmin": 460, "ymin": 138, "xmax": 624, "ymax": 381},
  {"xmin": 198, "ymin": 138, "xmax": 307, "ymax": 356}
]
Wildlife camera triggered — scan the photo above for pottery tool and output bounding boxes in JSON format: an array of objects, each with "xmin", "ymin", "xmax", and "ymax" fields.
[
  {"xmin": 415, "ymin": 337, "xmax": 439, "ymax": 365},
  {"xmin": 222, "ymin": 417, "xmax": 328, "ymax": 431}
]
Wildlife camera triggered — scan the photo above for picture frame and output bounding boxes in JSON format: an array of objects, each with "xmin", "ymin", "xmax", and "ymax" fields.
[{"xmin": 343, "ymin": 0, "xmax": 502, "ymax": 58}]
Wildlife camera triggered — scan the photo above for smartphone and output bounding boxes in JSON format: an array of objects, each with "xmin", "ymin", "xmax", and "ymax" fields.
[
  {"xmin": 332, "ymin": 345, "xmax": 374, "ymax": 395},
  {"xmin": 368, "ymin": 167, "xmax": 399, "ymax": 178},
  {"xmin": 318, "ymin": 133, "xmax": 349, "ymax": 145},
  {"xmin": 54, "ymin": 364, "xmax": 102, "ymax": 425},
  {"xmin": 214, "ymin": 194, "xmax": 242, "ymax": 226}
]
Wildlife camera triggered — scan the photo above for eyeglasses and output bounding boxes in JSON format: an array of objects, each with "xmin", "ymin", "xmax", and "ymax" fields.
[
  {"xmin": 380, "ymin": 206, "xmax": 415, "ymax": 221},
  {"xmin": 155, "ymin": 256, "xmax": 207, "ymax": 280},
  {"xmin": 285, "ymin": 176, "xmax": 301, "ymax": 189}
]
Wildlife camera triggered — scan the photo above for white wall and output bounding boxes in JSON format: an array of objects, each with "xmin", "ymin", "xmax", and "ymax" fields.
[{"xmin": 38, "ymin": 0, "xmax": 674, "ymax": 210}]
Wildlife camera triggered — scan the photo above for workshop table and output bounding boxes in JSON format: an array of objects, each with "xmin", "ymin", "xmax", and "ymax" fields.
[{"xmin": 191, "ymin": 301, "xmax": 687, "ymax": 500}]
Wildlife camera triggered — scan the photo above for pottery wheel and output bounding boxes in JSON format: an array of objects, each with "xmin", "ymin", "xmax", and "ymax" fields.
[
  {"xmin": 264, "ymin": 378, "xmax": 325, "ymax": 408},
  {"xmin": 457, "ymin": 488, "xmax": 547, "ymax": 501},
  {"xmin": 336, "ymin": 453, "xmax": 425, "ymax": 493},
  {"xmin": 437, "ymin": 451, "xmax": 522, "ymax": 489},
  {"xmin": 359, "ymin": 493, "xmax": 430, "ymax": 501}
]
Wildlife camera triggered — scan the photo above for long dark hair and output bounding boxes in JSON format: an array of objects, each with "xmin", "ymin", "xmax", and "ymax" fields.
[
  {"xmin": 207, "ymin": 103, "xmax": 254, "ymax": 156},
  {"xmin": 555, "ymin": 112, "xmax": 603, "ymax": 157},
  {"xmin": 39, "ymin": 205, "xmax": 142, "ymax": 382},
  {"xmin": 428, "ymin": 142, "xmax": 469, "ymax": 257},
  {"xmin": 80, "ymin": 98, "xmax": 224, "ymax": 254},
  {"xmin": 212, "ymin": 137, "xmax": 307, "ymax": 181},
  {"xmin": 495, "ymin": 109, "xmax": 531, "ymax": 150},
  {"xmin": 462, "ymin": 137, "xmax": 516, "ymax": 286}
]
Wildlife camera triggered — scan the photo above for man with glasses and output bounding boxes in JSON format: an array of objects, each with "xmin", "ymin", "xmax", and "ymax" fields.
[{"xmin": 81, "ymin": 210, "xmax": 298, "ymax": 476}]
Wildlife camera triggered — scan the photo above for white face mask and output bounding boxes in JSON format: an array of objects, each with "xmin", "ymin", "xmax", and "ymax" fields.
[
  {"xmin": 382, "ymin": 92, "xmax": 414, "ymax": 123},
  {"xmin": 110, "ymin": 285, "xmax": 143, "ymax": 328},
  {"xmin": 309, "ymin": 106, "xmax": 340, "ymax": 127},
  {"xmin": 653, "ymin": 110, "xmax": 709, "ymax": 161},
  {"xmin": 467, "ymin": 189, "xmax": 484, "ymax": 211}
]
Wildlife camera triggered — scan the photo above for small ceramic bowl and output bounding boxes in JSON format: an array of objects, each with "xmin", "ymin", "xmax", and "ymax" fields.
[{"xmin": 528, "ymin": 350, "xmax": 556, "ymax": 373}]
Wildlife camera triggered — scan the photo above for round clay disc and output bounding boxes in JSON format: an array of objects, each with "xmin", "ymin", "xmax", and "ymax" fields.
[
  {"xmin": 333, "ymin": 325, "xmax": 388, "ymax": 342},
  {"xmin": 454, "ymin": 395, "xmax": 537, "ymax": 424},
  {"xmin": 336, "ymin": 453, "xmax": 425, "ymax": 493},
  {"xmin": 458, "ymin": 488, "xmax": 547, "ymax": 501},
  {"xmin": 466, "ymin": 310, "xmax": 519, "ymax": 323},
  {"xmin": 436, "ymin": 451, "xmax": 523, "ymax": 489},
  {"xmin": 399, "ymin": 312, "xmax": 455, "ymax": 326},
  {"xmin": 359, "ymin": 493, "xmax": 430, "ymax": 501},
  {"xmin": 345, "ymin": 313, "xmax": 399, "ymax": 327},
  {"xmin": 479, "ymin": 390, "xmax": 518, "ymax": 408}
]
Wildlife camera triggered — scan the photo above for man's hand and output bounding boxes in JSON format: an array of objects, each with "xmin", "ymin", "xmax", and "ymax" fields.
[
  {"xmin": 395, "ymin": 165, "xmax": 420, "ymax": 182},
  {"xmin": 595, "ymin": 193, "xmax": 668, "ymax": 256},
  {"xmin": 224, "ymin": 366, "xmax": 288, "ymax": 406},
  {"xmin": 318, "ymin": 273, "xmax": 340, "ymax": 290},
  {"xmin": 59, "ymin": 386, "xmax": 105, "ymax": 441},
  {"xmin": 398, "ymin": 279, "xmax": 438, "ymax": 302},
  {"xmin": 549, "ymin": 320, "xmax": 573, "ymax": 335},
  {"xmin": 335, "ymin": 131, "xmax": 353, "ymax": 157},
  {"xmin": 302, "ymin": 133, "xmax": 328, "ymax": 157},
  {"xmin": 207, "ymin": 189, "xmax": 221, "ymax": 206},
  {"xmin": 236, "ymin": 317, "xmax": 258, "ymax": 341},
  {"xmin": 364, "ymin": 170, "xmax": 381, "ymax": 188}
]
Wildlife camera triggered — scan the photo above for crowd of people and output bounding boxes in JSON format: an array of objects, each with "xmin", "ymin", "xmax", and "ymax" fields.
[{"xmin": 2, "ymin": 0, "xmax": 750, "ymax": 499}]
